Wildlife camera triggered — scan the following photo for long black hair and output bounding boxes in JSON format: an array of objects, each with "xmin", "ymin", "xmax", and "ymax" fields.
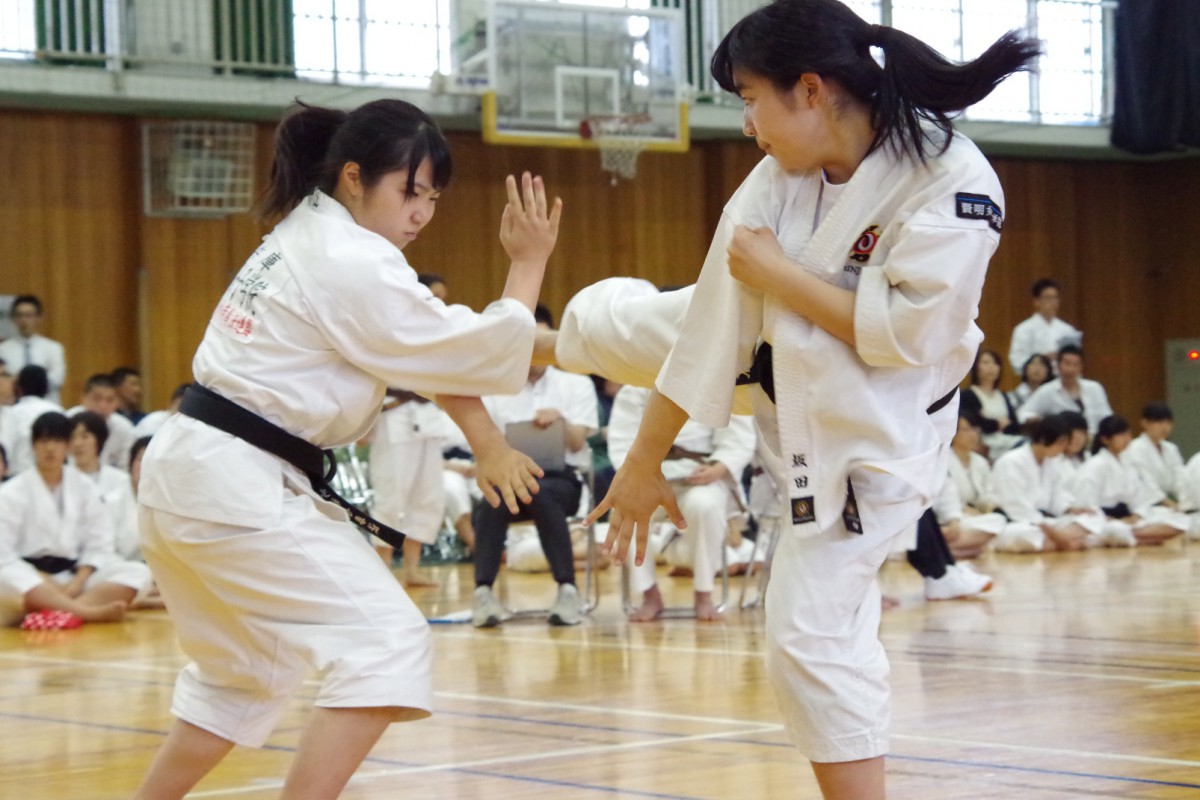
[
  {"xmin": 257, "ymin": 98, "xmax": 453, "ymax": 222},
  {"xmin": 710, "ymin": 0, "xmax": 1042, "ymax": 161}
]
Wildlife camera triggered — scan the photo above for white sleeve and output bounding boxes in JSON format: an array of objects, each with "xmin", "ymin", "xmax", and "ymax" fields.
[
  {"xmin": 710, "ymin": 415, "xmax": 756, "ymax": 479},
  {"xmin": 76, "ymin": 482, "xmax": 118, "ymax": 569},
  {"xmin": 854, "ymin": 183, "xmax": 1001, "ymax": 369},
  {"xmin": 1017, "ymin": 384, "xmax": 1050, "ymax": 423},
  {"xmin": 931, "ymin": 471, "xmax": 963, "ymax": 523},
  {"xmin": 992, "ymin": 454, "xmax": 1044, "ymax": 523},
  {"xmin": 1070, "ymin": 459, "xmax": 1103, "ymax": 509},
  {"xmin": 0, "ymin": 484, "xmax": 26, "ymax": 565},
  {"xmin": 1008, "ymin": 320, "xmax": 1032, "ymax": 374},
  {"xmin": 47, "ymin": 340, "xmax": 66, "ymax": 394}
]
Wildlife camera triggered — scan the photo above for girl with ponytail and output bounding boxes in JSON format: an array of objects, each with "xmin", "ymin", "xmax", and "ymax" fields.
[
  {"xmin": 585, "ymin": 2, "xmax": 1040, "ymax": 797},
  {"xmin": 133, "ymin": 98, "xmax": 562, "ymax": 799}
]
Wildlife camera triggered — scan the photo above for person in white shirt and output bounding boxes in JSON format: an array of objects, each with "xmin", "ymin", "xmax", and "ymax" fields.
[
  {"xmin": 0, "ymin": 295, "xmax": 67, "ymax": 405},
  {"xmin": 1054, "ymin": 410, "xmax": 1090, "ymax": 497},
  {"xmin": 1074, "ymin": 415, "xmax": 1187, "ymax": 546},
  {"xmin": 1007, "ymin": 278, "xmax": 1082, "ymax": 373},
  {"xmin": 609, "ymin": 383, "xmax": 756, "ymax": 621},
  {"xmin": 68, "ymin": 411, "xmax": 140, "ymax": 561},
  {"xmin": 473, "ymin": 306, "xmax": 599, "ymax": 629},
  {"xmin": 1017, "ymin": 345, "xmax": 1113, "ymax": 436},
  {"xmin": 131, "ymin": 383, "xmax": 188, "ymax": 440},
  {"xmin": 936, "ymin": 414, "xmax": 1005, "ymax": 558},
  {"xmin": 131, "ymin": 99, "xmax": 562, "ymax": 800},
  {"xmin": 65, "ymin": 373, "xmax": 136, "ymax": 471},
  {"xmin": 1181, "ymin": 451, "xmax": 1200, "ymax": 541},
  {"xmin": 367, "ymin": 390, "xmax": 450, "ymax": 587},
  {"xmin": 4, "ymin": 365, "xmax": 63, "ymax": 475},
  {"xmin": 1121, "ymin": 403, "xmax": 1187, "ymax": 508},
  {"xmin": 991, "ymin": 414, "xmax": 1103, "ymax": 552},
  {"xmin": 0, "ymin": 412, "xmax": 151, "ymax": 627},
  {"xmin": 579, "ymin": 5, "xmax": 1040, "ymax": 797}
]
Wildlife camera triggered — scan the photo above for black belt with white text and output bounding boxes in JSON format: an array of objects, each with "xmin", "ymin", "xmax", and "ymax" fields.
[{"xmin": 178, "ymin": 383, "xmax": 408, "ymax": 549}]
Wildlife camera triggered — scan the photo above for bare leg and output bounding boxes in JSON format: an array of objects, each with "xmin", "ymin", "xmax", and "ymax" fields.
[
  {"xmin": 1042, "ymin": 522, "xmax": 1090, "ymax": 551},
  {"xmin": 24, "ymin": 580, "xmax": 127, "ymax": 622},
  {"xmin": 77, "ymin": 581, "xmax": 137, "ymax": 606},
  {"xmin": 279, "ymin": 706, "xmax": 395, "ymax": 800},
  {"xmin": 131, "ymin": 719, "xmax": 235, "ymax": 800},
  {"xmin": 401, "ymin": 539, "xmax": 437, "ymax": 588},
  {"xmin": 454, "ymin": 513, "xmax": 476, "ymax": 553},
  {"xmin": 374, "ymin": 543, "xmax": 395, "ymax": 565},
  {"xmin": 694, "ymin": 590, "xmax": 723, "ymax": 621},
  {"xmin": 1131, "ymin": 523, "xmax": 1182, "ymax": 546},
  {"xmin": 811, "ymin": 756, "xmax": 885, "ymax": 800},
  {"xmin": 629, "ymin": 584, "xmax": 664, "ymax": 622}
]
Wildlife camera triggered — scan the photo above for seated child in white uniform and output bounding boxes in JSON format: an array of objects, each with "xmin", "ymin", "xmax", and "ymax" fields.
[
  {"xmin": 1073, "ymin": 415, "xmax": 1187, "ymax": 547},
  {"xmin": 0, "ymin": 412, "xmax": 152, "ymax": 626}
]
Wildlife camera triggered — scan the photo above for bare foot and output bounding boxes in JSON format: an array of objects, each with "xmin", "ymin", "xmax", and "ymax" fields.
[
  {"xmin": 694, "ymin": 592, "xmax": 723, "ymax": 622},
  {"xmin": 402, "ymin": 573, "xmax": 439, "ymax": 589},
  {"xmin": 629, "ymin": 586, "xmax": 664, "ymax": 622},
  {"xmin": 78, "ymin": 601, "xmax": 128, "ymax": 623},
  {"xmin": 881, "ymin": 595, "xmax": 900, "ymax": 611}
]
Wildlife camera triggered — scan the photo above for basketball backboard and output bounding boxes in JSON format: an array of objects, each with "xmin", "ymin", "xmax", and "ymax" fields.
[{"xmin": 480, "ymin": 0, "xmax": 688, "ymax": 153}]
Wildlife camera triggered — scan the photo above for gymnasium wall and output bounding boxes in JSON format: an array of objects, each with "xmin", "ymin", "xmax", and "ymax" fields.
[{"xmin": 2, "ymin": 108, "xmax": 1197, "ymax": 426}]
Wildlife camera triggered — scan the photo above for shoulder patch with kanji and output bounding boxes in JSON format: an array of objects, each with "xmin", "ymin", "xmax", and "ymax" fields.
[{"xmin": 954, "ymin": 192, "xmax": 1003, "ymax": 232}]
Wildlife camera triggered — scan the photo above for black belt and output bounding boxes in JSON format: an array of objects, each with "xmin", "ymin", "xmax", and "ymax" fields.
[
  {"xmin": 735, "ymin": 341, "xmax": 958, "ymax": 414},
  {"xmin": 24, "ymin": 555, "xmax": 77, "ymax": 574},
  {"xmin": 178, "ymin": 383, "xmax": 408, "ymax": 549}
]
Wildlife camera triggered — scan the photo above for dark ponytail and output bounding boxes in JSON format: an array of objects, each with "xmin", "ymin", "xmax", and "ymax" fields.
[
  {"xmin": 1092, "ymin": 415, "xmax": 1129, "ymax": 455},
  {"xmin": 257, "ymin": 98, "xmax": 453, "ymax": 222},
  {"xmin": 711, "ymin": 0, "xmax": 1042, "ymax": 161}
]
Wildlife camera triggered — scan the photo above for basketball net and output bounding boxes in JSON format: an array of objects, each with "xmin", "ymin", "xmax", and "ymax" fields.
[{"xmin": 585, "ymin": 115, "xmax": 651, "ymax": 185}]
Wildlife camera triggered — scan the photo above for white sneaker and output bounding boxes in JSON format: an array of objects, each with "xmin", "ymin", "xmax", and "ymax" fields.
[
  {"xmin": 548, "ymin": 583, "xmax": 584, "ymax": 626},
  {"xmin": 472, "ymin": 585, "xmax": 511, "ymax": 628},
  {"xmin": 924, "ymin": 563, "xmax": 994, "ymax": 601}
]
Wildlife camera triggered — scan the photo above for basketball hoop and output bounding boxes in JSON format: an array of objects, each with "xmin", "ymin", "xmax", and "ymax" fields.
[{"xmin": 580, "ymin": 114, "xmax": 652, "ymax": 185}]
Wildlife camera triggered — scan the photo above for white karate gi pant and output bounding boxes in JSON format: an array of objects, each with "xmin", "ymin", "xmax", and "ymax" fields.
[
  {"xmin": 764, "ymin": 515, "xmax": 901, "ymax": 763},
  {"xmin": 0, "ymin": 558, "xmax": 153, "ymax": 627},
  {"xmin": 139, "ymin": 488, "xmax": 432, "ymax": 747},
  {"xmin": 369, "ymin": 438, "xmax": 444, "ymax": 545}
]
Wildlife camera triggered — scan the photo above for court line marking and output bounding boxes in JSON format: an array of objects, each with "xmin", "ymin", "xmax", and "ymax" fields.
[
  {"xmin": 432, "ymin": 630, "xmax": 1200, "ymax": 685},
  {"xmin": 186, "ymin": 724, "xmax": 780, "ymax": 798}
]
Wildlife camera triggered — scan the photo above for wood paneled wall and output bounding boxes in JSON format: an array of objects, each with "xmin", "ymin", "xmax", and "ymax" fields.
[{"xmin": 2, "ymin": 109, "xmax": 1198, "ymax": 423}]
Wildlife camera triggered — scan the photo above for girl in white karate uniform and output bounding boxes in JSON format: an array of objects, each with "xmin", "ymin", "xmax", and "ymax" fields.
[
  {"xmin": 133, "ymin": 99, "xmax": 561, "ymax": 800},
  {"xmin": 584, "ymin": 3, "xmax": 1039, "ymax": 797},
  {"xmin": 1073, "ymin": 415, "xmax": 1187, "ymax": 546}
]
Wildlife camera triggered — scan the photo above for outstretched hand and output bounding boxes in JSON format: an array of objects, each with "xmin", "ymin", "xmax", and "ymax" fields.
[
  {"xmin": 586, "ymin": 457, "xmax": 686, "ymax": 566},
  {"xmin": 474, "ymin": 442, "xmax": 543, "ymax": 514},
  {"xmin": 499, "ymin": 172, "xmax": 563, "ymax": 264}
]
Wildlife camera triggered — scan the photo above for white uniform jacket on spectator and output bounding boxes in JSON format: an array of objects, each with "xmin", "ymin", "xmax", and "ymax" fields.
[
  {"xmin": 481, "ymin": 367, "xmax": 599, "ymax": 471},
  {"xmin": 1073, "ymin": 448, "xmax": 1190, "ymax": 533},
  {"xmin": 947, "ymin": 449, "xmax": 998, "ymax": 511},
  {"xmin": 1008, "ymin": 314, "xmax": 1081, "ymax": 374},
  {"xmin": 140, "ymin": 190, "xmax": 536, "ymax": 530},
  {"xmin": 930, "ymin": 469, "xmax": 1005, "ymax": 535},
  {"xmin": 0, "ymin": 333, "xmax": 66, "ymax": 404},
  {"xmin": 607, "ymin": 384, "xmax": 756, "ymax": 485},
  {"xmin": 657, "ymin": 136, "xmax": 999, "ymax": 539},
  {"xmin": 1121, "ymin": 433, "xmax": 1186, "ymax": 503},
  {"xmin": 991, "ymin": 445, "xmax": 1078, "ymax": 523},
  {"xmin": 0, "ymin": 464, "xmax": 124, "ymax": 570},
  {"xmin": 1017, "ymin": 377, "xmax": 1113, "ymax": 436},
  {"xmin": 79, "ymin": 463, "xmax": 141, "ymax": 561},
  {"xmin": 3, "ymin": 395, "xmax": 63, "ymax": 475}
]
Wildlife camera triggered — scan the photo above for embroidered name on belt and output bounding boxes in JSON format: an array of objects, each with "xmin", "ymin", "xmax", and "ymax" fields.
[{"xmin": 955, "ymin": 193, "xmax": 1003, "ymax": 232}]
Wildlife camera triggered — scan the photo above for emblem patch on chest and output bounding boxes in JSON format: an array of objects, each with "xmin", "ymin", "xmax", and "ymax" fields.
[{"xmin": 849, "ymin": 225, "xmax": 882, "ymax": 263}]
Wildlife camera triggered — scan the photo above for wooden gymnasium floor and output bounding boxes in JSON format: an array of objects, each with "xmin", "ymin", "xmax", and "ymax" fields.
[{"xmin": 2, "ymin": 541, "xmax": 1199, "ymax": 799}]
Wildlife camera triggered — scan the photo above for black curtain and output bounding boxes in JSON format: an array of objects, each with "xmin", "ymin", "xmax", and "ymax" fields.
[{"xmin": 1110, "ymin": 0, "xmax": 1200, "ymax": 154}]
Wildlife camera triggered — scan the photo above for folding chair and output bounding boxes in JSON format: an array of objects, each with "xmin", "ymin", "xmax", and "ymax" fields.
[
  {"xmin": 739, "ymin": 467, "xmax": 784, "ymax": 609},
  {"xmin": 492, "ymin": 431, "xmax": 602, "ymax": 621}
]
